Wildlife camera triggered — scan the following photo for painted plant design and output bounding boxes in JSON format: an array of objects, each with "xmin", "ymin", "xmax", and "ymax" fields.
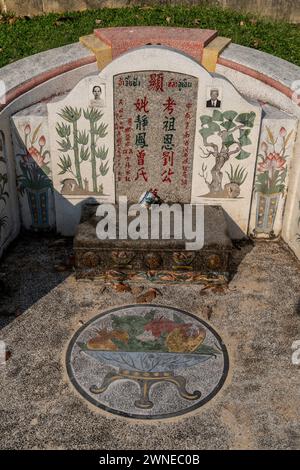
[
  {"xmin": 17, "ymin": 124, "xmax": 53, "ymax": 230},
  {"xmin": 254, "ymin": 126, "xmax": 293, "ymax": 235},
  {"xmin": 0, "ymin": 134, "xmax": 9, "ymax": 245},
  {"xmin": 56, "ymin": 106, "xmax": 109, "ymax": 196},
  {"xmin": 199, "ymin": 109, "xmax": 256, "ymax": 198}
]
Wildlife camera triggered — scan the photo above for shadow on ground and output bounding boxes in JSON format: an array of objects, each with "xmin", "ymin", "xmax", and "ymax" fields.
[{"xmin": 0, "ymin": 232, "xmax": 73, "ymax": 328}]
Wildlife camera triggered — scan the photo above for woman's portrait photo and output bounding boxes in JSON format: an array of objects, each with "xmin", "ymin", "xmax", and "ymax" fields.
[{"xmin": 89, "ymin": 83, "xmax": 106, "ymax": 108}]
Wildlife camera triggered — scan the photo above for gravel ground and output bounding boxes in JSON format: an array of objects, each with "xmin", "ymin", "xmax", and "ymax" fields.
[{"xmin": 0, "ymin": 234, "xmax": 299, "ymax": 449}]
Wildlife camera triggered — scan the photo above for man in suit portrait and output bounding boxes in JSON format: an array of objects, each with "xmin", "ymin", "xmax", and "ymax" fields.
[{"xmin": 206, "ymin": 89, "xmax": 221, "ymax": 108}]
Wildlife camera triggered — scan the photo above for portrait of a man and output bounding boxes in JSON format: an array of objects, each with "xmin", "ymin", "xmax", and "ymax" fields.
[{"xmin": 206, "ymin": 88, "xmax": 221, "ymax": 108}]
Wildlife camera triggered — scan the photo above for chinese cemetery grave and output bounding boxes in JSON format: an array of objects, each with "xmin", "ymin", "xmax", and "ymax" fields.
[{"xmin": 1, "ymin": 27, "xmax": 300, "ymax": 421}]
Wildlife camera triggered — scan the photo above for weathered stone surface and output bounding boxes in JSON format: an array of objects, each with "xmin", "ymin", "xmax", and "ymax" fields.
[
  {"xmin": 114, "ymin": 70, "xmax": 198, "ymax": 203},
  {"xmin": 94, "ymin": 26, "xmax": 218, "ymax": 62},
  {"xmin": 1, "ymin": 236, "xmax": 300, "ymax": 448},
  {"xmin": 74, "ymin": 203, "xmax": 232, "ymax": 278}
]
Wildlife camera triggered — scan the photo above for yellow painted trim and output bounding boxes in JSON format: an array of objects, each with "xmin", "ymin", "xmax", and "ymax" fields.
[
  {"xmin": 202, "ymin": 37, "xmax": 231, "ymax": 72},
  {"xmin": 80, "ymin": 34, "xmax": 112, "ymax": 70}
]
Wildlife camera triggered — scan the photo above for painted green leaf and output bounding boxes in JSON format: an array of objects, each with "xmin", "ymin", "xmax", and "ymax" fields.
[
  {"xmin": 236, "ymin": 112, "xmax": 256, "ymax": 128},
  {"xmin": 222, "ymin": 110, "xmax": 238, "ymax": 121},
  {"xmin": 95, "ymin": 145, "xmax": 108, "ymax": 160},
  {"xmin": 236, "ymin": 149, "xmax": 251, "ymax": 160},
  {"xmin": 212, "ymin": 109, "xmax": 223, "ymax": 121},
  {"xmin": 208, "ymin": 122, "xmax": 221, "ymax": 133},
  {"xmin": 239, "ymin": 129, "xmax": 252, "ymax": 146},
  {"xmin": 100, "ymin": 161, "xmax": 109, "ymax": 176},
  {"xmin": 200, "ymin": 115, "xmax": 212, "ymax": 125},
  {"xmin": 223, "ymin": 133, "xmax": 235, "ymax": 148},
  {"xmin": 80, "ymin": 147, "xmax": 90, "ymax": 161},
  {"xmin": 199, "ymin": 127, "xmax": 215, "ymax": 139},
  {"xmin": 221, "ymin": 120, "xmax": 236, "ymax": 131}
]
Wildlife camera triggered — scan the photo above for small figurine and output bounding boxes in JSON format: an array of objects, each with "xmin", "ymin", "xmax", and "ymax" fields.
[{"xmin": 139, "ymin": 188, "xmax": 162, "ymax": 208}]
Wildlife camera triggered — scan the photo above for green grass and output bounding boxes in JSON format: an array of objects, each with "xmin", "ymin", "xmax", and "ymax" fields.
[{"xmin": 0, "ymin": 5, "xmax": 299, "ymax": 68}]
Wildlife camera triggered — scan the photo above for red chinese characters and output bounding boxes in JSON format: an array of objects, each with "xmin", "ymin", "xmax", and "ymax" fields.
[
  {"xmin": 181, "ymin": 102, "xmax": 193, "ymax": 187},
  {"xmin": 134, "ymin": 97, "xmax": 150, "ymax": 182},
  {"xmin": 161, "ymin": 106, "xmax": 177, "ymax": 184},
  {"xmin": 148, "ymin": 73, "xmax": 164, "ymax": 92}
]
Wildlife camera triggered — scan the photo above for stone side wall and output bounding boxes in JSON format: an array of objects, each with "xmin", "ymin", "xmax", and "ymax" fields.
[{"xmin": 1, "ymin": 0, "xmax": 300, "ymax": 23}]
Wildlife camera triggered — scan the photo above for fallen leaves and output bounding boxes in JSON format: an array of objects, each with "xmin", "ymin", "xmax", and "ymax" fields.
[
  {"xmin": 200, "ymin": 284, "xmax": 228, "ymax": 295},
  {"xmin": 111, "ymin": 283, "xmax": 132, "ymax": 293},
  {"xmin": 136, "ymin": 288, "xmax": 160, "ymax": 303},
  {"xmin": 203, "ymin": 305, "xmax": 213, "ymax": 320}
]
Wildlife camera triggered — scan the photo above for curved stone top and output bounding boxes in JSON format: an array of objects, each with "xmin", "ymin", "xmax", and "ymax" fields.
[
  {"xmin": 0, "ymin": 27, "xmax": 299, "ymax": 115},
  {"xmin": 94, "ymin": 26, "xmax": 217, "ymax": 62},
  {"xmin": 0, "ymin": 43, "xmax": 95, "ymax": 111},
  {"xmin": 218, "ymin": 43, "xmax": 300, "ymax": 98}
]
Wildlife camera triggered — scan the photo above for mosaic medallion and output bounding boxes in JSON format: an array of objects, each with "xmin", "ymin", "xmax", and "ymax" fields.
[{"xmin": 66, "ymin": 305, "xmax": 229, "ymax": 419}]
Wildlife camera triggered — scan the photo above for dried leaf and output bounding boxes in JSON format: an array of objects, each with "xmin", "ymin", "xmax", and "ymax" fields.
[
  {"xmin": 112, "ymin": 283, "xmax": 132, "ymax": 293},
  {"xmin": 95, "ymin": 19, "xmax": 102, "ymax": 24},
  {"xmin": 5, "ymin": 350, "xmax": 11, "ymax": 361},
  {"xmin": 131, "ymin": 286, "xmax": 144, "ymax": 296},
  {"xmin": 136, "ymin": 288, "xmax": 158, "ymax": 303},
  {"xmin": 165, "ymin": 17, "xmax": 171, "ymax": 24},
  {"xmin": 203, "ymin": 305, "xmax": 213, "ymax": 320},
  {"xmin": 193, "ymin": 19, "xmax": 201, "ymax": 25},
  {"xmin": 15, "ymin": 307, "xmax": 22, "ymax": 317},
  {"xmin": 54, "ymin": 264, "xmax": 69, "ymax": 272},
  {"xmin": 239, "ymin": 21, "xmax": 245, "ymax": 26}
]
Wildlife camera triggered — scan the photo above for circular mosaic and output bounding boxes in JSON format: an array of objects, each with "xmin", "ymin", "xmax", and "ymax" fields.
[{"xmin": 66, "ymin": 304, "xmax": 229, "ymax": 419}]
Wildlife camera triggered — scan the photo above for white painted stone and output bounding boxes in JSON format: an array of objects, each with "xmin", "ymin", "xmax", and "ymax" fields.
[
  {"xmin": 216, "ymin": 64, "xmax": 300, "ymax": 119},
  {"xmin": 249, "ymin": 104, "xmax": 298, "ymax": 238},
  {"xmin": 282, "ymin": 121, "xmax": 300, "ymax": 259},
  {"xmin": 11, "ymin": 103, "xmax": 56, "ymax": 231},
  {"xmin": 0, "ymin": 61, "xmax": 97, "ymax": 251},
  {"xmin": 191, "ymin": 74, "xmax": 261, "ymax": 238}
]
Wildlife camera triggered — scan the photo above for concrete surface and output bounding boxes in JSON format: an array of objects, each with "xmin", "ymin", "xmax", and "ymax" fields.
[{"xmin": 0, "ymin": 234, "xmax": 300, "ymax": 449}]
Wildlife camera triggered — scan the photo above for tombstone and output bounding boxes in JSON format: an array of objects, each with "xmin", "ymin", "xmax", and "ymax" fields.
[
  {"xmin": 46, "ymin": 46, "xmax": 263, "ymax": 280},
  {"xmin": 48, "ymin": 46, "xmax": 261, "ymax": 237}
]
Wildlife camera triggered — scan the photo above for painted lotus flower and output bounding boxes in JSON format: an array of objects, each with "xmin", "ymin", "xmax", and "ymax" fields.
[
  {"xmin": 255, "ymin": 126, "xmax": 293, "ymax": 196},
  {"xmin": 27, "ymin": 146, "xmax": 45, "ymax": 167},
  {"xmin": 258, "ymin": 152, "xmax": 286, "ymax": 173}
]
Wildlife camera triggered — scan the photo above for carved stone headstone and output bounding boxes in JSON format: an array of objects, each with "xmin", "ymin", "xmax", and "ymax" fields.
[{"xmin": 114, "ymin": 71, "xmax": 198, "ymax": 202}]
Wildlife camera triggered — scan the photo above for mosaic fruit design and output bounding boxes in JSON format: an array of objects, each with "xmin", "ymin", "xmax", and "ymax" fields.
[{"xmin": 80, "ymin": 310, "xmax": 219, "ymax": 356}]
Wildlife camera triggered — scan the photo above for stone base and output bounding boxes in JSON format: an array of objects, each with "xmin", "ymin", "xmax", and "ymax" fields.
[{"xmin": 74, "ymin": 203, "xmax": 232, "ymax": 283}]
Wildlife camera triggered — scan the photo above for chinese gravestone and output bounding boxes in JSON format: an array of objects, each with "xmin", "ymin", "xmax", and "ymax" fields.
[
  {"xmin": 48, "ymin": 46, "xmax": 261, "ymax": 239},
  {"xmin": 114, "ymin": 71, "xmax": 198, "ymax": 203}
]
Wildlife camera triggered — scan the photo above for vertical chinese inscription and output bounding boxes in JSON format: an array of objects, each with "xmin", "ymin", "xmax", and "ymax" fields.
[{"xmin": 114, "ymin": 71, "xmax": 198, "ymax": 202}]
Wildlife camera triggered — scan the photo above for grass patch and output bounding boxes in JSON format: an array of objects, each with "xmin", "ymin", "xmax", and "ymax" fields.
[{"xmin": 0, "ymin": 5, "xmax": 299, "ymax": 68}]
